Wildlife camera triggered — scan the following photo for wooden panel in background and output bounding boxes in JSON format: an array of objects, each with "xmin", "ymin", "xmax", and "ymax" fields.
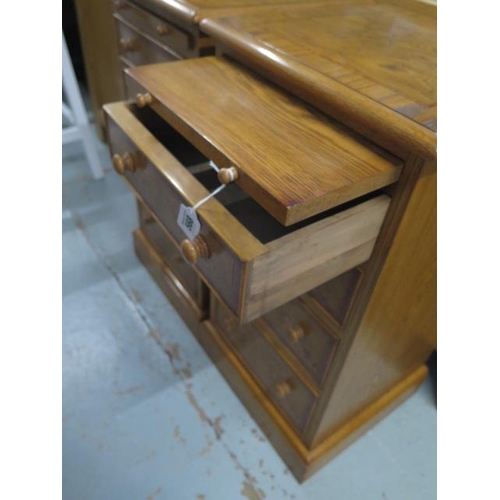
[{"xmin": 75, "ymin": 0, "xmax": 125, "ymax": 140}]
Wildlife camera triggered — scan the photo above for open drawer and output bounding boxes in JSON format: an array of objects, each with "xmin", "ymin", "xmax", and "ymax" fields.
[
  {"xmin": 104, "ymin": 102, "xmax": 390, "ymax": 323},
  {"xmin": 122, "ymin": 56, "xmax": 401, "ymax": 226}
]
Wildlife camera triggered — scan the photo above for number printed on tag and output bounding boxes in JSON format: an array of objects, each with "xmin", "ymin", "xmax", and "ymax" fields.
[{"xmin": 177, "ymin": 204, "xmax": 201, "ymax": 240}]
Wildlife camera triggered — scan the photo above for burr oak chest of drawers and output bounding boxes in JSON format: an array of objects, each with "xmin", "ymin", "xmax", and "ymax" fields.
[{"xmin": 103, "ymin": 0, "xmax": 436, "ymax": 481}]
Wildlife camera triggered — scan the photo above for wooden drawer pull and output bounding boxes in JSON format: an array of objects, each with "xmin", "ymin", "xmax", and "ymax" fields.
[
  {"xmin": 217, "ymin": 167, "xmax": 239, "ymax": 185},
  {"xmin": 276, "ymin": 380, "xmax": 293, "ymax": 399},
  {"xmin": 181, "ymin": 236, "xmax": 210, "ymax": 264},
  {"xmin": 119, "ymin": 38, "xmax": 136, "ymax": 52},
  {"xmin": 156, "ymin": 24, "xmax": 170, "ymax": 36},
  {"xmin": 288, "ymin": 324, "xmax": 306, "ymax": 343},
  {"xmin": 135, "ymin": 92, "xmax": 154, "ymax": 108},
  {"xmin": 112, "ymin": 152, "xmax": 136, "ymax": 174}
]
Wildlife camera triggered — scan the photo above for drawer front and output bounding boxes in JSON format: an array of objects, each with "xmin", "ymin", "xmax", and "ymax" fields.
[
  {"xmin": 104, "ymin": 101, "xmax": 390, "ymax": 324},
  {"xmin": 137, "ymin": 201, "xmax": 207, "ymax": 312},
  {"xmin": 309, "ymin": 268, "xmax": 362, "ymax": 328},
  {"xmin": 133, "ymin": 228, "xmax": 205, "ymax": 319},
  {"xmin": 106, "ymin": 106, "xmax": 245, "ymax": 314},
  {"xmin": 212, "ymin": 300, "xmax": 316, "ymax": 433},
  {"xmin": 257, "ymin": 299, "xmax": 338, "ymax": 387},
  {"xmin": 115, "ymin": 18, "xmax": 180, "ymax": 67},
  {"xmin": 114, "ymin": 2, "xmax": 193, "ymax": 58}
]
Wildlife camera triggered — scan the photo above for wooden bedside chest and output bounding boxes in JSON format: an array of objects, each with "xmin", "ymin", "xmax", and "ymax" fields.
[{"xmin": 103, "ymin": 0, "xmax": 436, "ymax": 481}]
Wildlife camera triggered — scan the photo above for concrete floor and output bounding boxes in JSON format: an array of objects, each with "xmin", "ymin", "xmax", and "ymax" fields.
[{"xmin": 62, "ymin": 132, "xmax": 437, "ymax": 500}]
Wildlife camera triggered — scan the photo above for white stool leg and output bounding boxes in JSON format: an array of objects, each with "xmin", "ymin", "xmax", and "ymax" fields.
[{"xmin": 62, "ymin": 32, "xmax": 104, "ymax": 180}]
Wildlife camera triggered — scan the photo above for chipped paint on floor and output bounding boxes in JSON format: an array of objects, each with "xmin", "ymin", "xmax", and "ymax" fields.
[{"xmin": 62, "ymin": 133, "xmax": 436, "ymax": 500}]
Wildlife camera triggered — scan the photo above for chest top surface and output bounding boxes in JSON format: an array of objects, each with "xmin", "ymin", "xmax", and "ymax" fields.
[{"xmin": 201, "ymin": 0, "xmax": 437, "ymax": 158}]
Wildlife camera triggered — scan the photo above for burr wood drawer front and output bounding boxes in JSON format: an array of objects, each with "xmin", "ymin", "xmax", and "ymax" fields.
[
  {"xmin": 104, "ymin": 101, "xmax": 391, "ymax": 324},
  {"xmin": 113, "ymin": 1, "xmax": 193, "ymax": 58},
  {"xmin": 115, "ymin": 17, "xmax": 180, "ymax": 67},
  {"xmin": 256, "ymin": 299, "xmax": 339, "ymax": 388},
  {"xmin": 137, "ymin": 201, "xmax": 207, "ymax": 314},
  {"xmin": 133, "ymin": 228, "xmax": 206, "ymax": 319},
  {"xmin": 105, "ymin": 104, "xmax": 243, "ymax": 315},
  {"xmin": 212, "ymin": 299, "xmax": 317, "ymax": 433}
]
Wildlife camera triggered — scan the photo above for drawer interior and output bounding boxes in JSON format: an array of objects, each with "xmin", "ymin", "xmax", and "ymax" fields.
[{"xmin": 133, "ymin": 105, "xmax": 384, "ymax": 246}]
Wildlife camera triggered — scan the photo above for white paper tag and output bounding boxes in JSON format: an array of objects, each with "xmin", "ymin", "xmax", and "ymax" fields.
[{"xmin": 177, "ymin": 204, "xmax": 201, "ymax": 240}]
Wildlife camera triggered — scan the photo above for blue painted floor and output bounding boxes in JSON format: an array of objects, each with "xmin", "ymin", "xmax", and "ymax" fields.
[{"xmin": 62, "ymin": 132, "xmax": 436, "ymax": 500}]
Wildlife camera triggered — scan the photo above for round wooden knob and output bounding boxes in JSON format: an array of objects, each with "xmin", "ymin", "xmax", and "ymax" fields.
[
  {"xmin": 288, "ymin": 325, "xmax": 306, "ymax": 343},
  {"xmin": 156, "ymin": 24, "xmax": 170, "ymax": 36},
  {"xmin": 275, "ymin": 381, "xmax": 293, "ymax": 399},
  {"xmin": 119, "ymin": 38, "xmax": 135, "ymax": 52},
  {"xmin": 180, "ymin": 236, "xmax": 210, "ymax": 264},
  {"xmin": 135, "ymin": 92, "xmax": 153, "ymax": 108},
  {"xmin": 217, "ymin": 166, "xmax": 238, "ymax": 185},
  {"xmin": 112, "ymin": 152, "xmax": 136, "ymax": 175}
]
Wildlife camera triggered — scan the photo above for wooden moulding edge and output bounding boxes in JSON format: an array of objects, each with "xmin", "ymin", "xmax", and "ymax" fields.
[
  {"xmin": 303, "ymin": 364, "xmax": 428, "ymax": 479},
  {"xmin": 203, "ymin": 312, "xmax": 428, "ymax": 481}
]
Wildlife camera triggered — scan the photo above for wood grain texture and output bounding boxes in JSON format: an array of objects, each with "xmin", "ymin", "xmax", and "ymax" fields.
[
  {"xmin": 105, "ymin": 101, "xmax": 391, "ymax": 322},
  {"xmin": 104, "ymin": 102, "xmax": 260, "ymax": 315},
  {"xmin": 213, "ymin": 299, "xmax": 318, "ymax": 433},
  {"xmin": 126, "ymin": 56, "xmax": 401, "ymax": 225},
  {"xmin": 308, "ymin": 160, "xmax": 436, "ymax": 446},
  {"xmin": 137, "ymin": 200, "xmax": 208, "ymax": 316},
  {"xmin": 359, "ymin": 160, "xmax": 437, "ymax": 350},
  {"xmin": 201, "ymin": 0, "xmax": 436, "ymax": 158},
  {"xmin": 134, "ymin": 232, "xmax": 429, "ymax": 481},
  {"xmin": 244, "ymin": 195, "xmax": 390, "ymax": 322},
  {"xmin": 74, "ymin": 0, "xmax": 125, "ymax": 139},
  {"xmin": 105, "ymin": 7, "xmax": 436, "ymax": 474},
  {"xmin": 134, "ymin": 229, "xmax": 208, "ymax": 319},
  {"xmin": 256, "ymin": 298, "xmax": 339, "ymax": 388},
  {"xmin": 104, "ymin": 102, "xmax": 265, "ymax": 260},
  {"xmin": 293, "ymin": 149, "xmax": 433, "ymax": 449}
]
